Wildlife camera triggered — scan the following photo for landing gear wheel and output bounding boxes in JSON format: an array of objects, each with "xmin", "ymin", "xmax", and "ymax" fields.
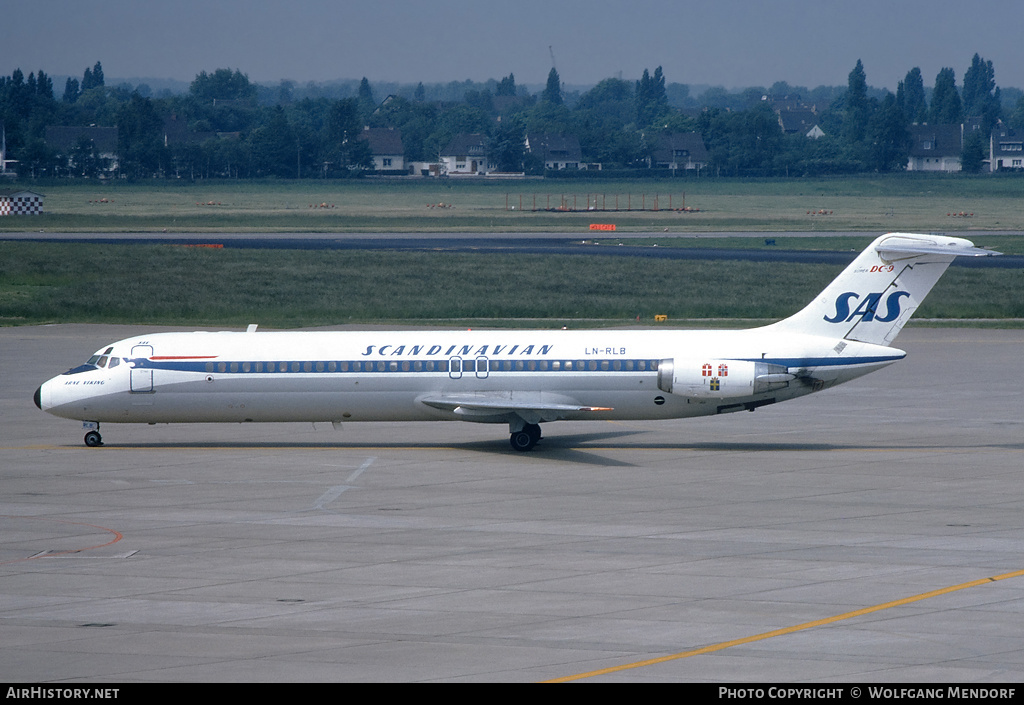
[
  {"xmin": 84, "ymin": 430, "xmax": 103, "ymax": 447},
  {"xmin": 510, "ymin": 430, "xmax": 537, "ymax": 452}
]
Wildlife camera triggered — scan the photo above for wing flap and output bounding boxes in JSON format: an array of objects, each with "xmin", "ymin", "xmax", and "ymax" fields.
[{"xmin": 420, "ymin": 396, "xmax": 612, "ymax": 417}]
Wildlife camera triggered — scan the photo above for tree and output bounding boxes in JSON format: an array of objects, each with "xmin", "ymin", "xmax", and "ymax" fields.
[
  {"xmin": 897, "ymin": 67, "xmax": 927, "ymax": 124},
  {"xmin": 961, "ymin": 128, "xmax": 987, "ymax": 173},
  {"xmin": 117, "ymin": 93, "xmax": 165, "ymax": 178},
  {"xmin": 496, "ymin": 73, "xmax": 517, "ymax": 97},
  {"xmin": 1009, "ymin": 94, "xmax": 1024, "ymax": 130},
  {"xmin": 962, "ymin": 53, "xmax": 1000, "ymax": 133},
  {"xmin": 574, "ymin": 78, "xmax": 638, "ymax": 165},
  {"xmin": 929, "ymin": 68, "xmax": 962, "ymax": 124},
  {"xmin": 81, "ymin": 62, "xmax": 104, "ymax": 92},
  {"xmin": 635, "ymin": 66, "xmax": 668, "ymax": 127},
  {"xmin": 542, "ymin": 68, "xmax": 562, "ymax": 105},
  {"xmin": 962, "ymin": 54, "xmax": 994, "ymax": 116},
  {"xmin": 68, "ymin": 134, "xmax": 107, "ymax": 178},
  {"xmin": 842, "ymin": 59, "xmax": 870, "ymax": 145},
  {"xmin": 190, "ymin": 68, "xmax": 256, "ymax": 102},
  {"xmin": 488, "ymin": 116, "xmax": 525, "ymax": 171},
  {"xmin": 866, "ymin": 93, "xmax": 909, "ymax": 172},
  {"xmin": 357, "ymin": 77, "xmax": 375, "ymax": 118},
  {"xmin": 249, "ymin": 106, "xmax": 297, "ymax": 177},
  {"xmin": 63, "ymin": 77, "xmax": 80, "ymax": 104},
  {"xmin": 326, "ymin": 98, "xmax": 371, "ymax": 172}
]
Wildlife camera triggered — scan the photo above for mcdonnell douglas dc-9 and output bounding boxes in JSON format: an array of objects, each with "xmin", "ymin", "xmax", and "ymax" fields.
[{"xmin": 35, "ymin": 233, "xmax": 999, "ymax": 451}]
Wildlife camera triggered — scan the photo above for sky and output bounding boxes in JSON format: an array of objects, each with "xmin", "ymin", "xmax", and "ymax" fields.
[{"xmin": 5, "ymin": 0, "xmax": 1023, "ymax": 92}]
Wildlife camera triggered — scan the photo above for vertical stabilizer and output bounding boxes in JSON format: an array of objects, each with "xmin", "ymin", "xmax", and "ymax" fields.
[{"xmin": 767, "ymin": 233, "xmax": 999, "ymax": 346}]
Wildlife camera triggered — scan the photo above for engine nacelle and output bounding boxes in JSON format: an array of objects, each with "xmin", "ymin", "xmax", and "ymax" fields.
[{"xmin": 657, "ymin": 359, "xmax": 793, "ymax": 398}]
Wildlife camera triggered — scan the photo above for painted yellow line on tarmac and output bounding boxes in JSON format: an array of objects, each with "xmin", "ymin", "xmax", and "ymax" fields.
[{"xmin": 546, "ymin": 567, "xmax": 1024, "ymax": 683}]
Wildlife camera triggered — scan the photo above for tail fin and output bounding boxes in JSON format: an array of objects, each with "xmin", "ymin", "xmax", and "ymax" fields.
[{"xmin": 767, "ymin": 233, "xmax": 1000, "ymax": 346}]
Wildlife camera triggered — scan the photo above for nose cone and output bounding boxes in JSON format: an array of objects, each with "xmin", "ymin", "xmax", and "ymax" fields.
[{"xmin": 34, "ymin": 385, "xmax": 42, "ymax": 409}]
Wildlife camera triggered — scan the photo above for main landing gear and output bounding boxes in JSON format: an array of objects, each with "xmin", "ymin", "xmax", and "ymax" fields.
[{"xmin": 509, "ymin": 423, "xmax": 542, "ymax": 452}]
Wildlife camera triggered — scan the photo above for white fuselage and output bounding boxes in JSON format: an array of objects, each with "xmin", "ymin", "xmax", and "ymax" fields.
[
  {"xmin": 34, "ymin": 233, "xmax": 999, "ymax": 450},
  {"xmin": 36, "ymin": 327, "xmax": 904, "ymax": 426}
]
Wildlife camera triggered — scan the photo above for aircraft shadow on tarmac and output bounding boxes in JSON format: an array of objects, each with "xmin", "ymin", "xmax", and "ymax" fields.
[{"xmin": 62, "ymin": 428, "xmax": 1024, "ymax": 467}]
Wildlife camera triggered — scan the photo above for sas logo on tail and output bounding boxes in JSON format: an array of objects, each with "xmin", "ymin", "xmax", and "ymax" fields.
[{"xmin": 824, "ymin": 291, "xmax": 910, "ymax": 323}]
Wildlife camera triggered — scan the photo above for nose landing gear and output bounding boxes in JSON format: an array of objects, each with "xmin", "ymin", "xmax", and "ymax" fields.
[{"xmin": 83, "ymin": 424, "xmax": 103, "ymax": 447}]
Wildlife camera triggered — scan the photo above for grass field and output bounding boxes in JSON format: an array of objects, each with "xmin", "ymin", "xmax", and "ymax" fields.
[
  {"xmin": 1, "ymin": 176, "xmax": 1020, "ymax": 328},
  {"xmin": 2, "ymin": 241, "xmax": 1020, "ymax": 328},
  {"xmin": 3, "ymin": 174, "xmax": 1024, "ymax": 234}
]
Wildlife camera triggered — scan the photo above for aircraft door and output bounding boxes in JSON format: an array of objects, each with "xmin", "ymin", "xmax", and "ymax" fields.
[
  {"xmin": 476, "ymin": 356, "xmax": 489, "ymax": 379},
  {"xmin": 130, "ymin": 344, "xmax": 154, "ymax": 393},
  {"xmin": 449, "ymin": 356, "xmax": 463, "ymax": 379}
]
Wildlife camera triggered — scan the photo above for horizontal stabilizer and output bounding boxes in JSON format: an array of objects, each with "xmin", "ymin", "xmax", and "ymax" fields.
[{"xmin": 876, "ymin": 236, "xmax": 1001, "ymax": 260}]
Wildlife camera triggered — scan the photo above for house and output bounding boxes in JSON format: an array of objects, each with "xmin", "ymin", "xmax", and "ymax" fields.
[
  {"xmin": 990, "ymin": 121, "xmax": 1023, "ymax": 171},
  {"xmin": 0, "ymin": 189, "xmax": 44, "ymax": 215},
  {"xmin": 45, "ymin": 126, "xmax": 119, "ymax": 175},
  {"xmin": 440, "ymin": 133, "xmax": 491, "ymax": 175},
  {"xmin": 359, "ymin": 127, "xmax": 406, "ymax": 172},
  {"xmin": 163, "ymin": 114, "xmax": 218, "ymax": 147},
  {"xmin": 778, "ymin": 109, "xmax": 825, "ymax": 139},
  {"xmin": 649, "ymin": 132, "xmax": 709, "ymax": 170},
  {"xmin": 906, "ymin": 124, "xmax": 962, "ymax": 172},
  {"xmin": 525, "ymin": 133, "xmax": 583, "ymax": 170}
]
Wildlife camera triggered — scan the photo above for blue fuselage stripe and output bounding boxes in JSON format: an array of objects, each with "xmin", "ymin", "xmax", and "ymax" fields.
[{"xmin": 122, "ymin": 354, "xmax": 902, "ymax": 375}]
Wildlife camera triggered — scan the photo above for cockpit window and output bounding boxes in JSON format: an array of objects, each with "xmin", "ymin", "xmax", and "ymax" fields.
[
  {"xmin": 86, "ymin": 347, "xmax": 114, "ymax": 366},
  {"xmin": 108, "ymin": 357, "xmax": 120, "ymax": 369},
  {"xmin": 67, "ymin": 346, "xmax": 116, "ymax": 375}
]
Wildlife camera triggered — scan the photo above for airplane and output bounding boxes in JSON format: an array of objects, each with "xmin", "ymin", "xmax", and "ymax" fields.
[{"xmin": 34, "ymin": 233, "xmax": 1000, "ymax": 452}]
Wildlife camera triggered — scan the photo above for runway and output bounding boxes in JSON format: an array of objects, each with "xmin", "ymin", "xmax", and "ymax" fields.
[
  {"xmin": 2, "ymin": 324, "xmax": 1024, "ymax": 682},
  {"xmin": 4, "ymin": 230, "xmax": 1021, "ymax": 268}
]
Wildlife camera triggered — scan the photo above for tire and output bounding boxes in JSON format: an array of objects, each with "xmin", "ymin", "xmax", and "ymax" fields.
[
  {"xmin": 509, "ymin": 430, "xmax": 536, "ymax": 452},
  {"xmin": 84, "ymin": 430, "xmax": 103, "ymax": 447}
]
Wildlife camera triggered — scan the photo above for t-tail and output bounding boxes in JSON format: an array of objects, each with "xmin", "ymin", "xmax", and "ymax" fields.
[{"xmin": 767, "ymin": 233, "xmax": 1000, "ymax": 346}]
